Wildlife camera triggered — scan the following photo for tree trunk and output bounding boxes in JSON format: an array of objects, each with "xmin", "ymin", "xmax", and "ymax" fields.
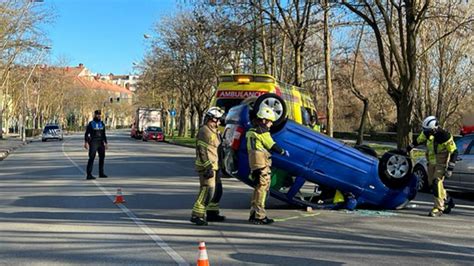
[
  {"xmin": 0, "ymin": 108, "xmax": 3, "ymax": 139},
  {"xmin": 396, "ymin": 96, "xmax": 412, "ymax": 149},
  {"xmin": 190, "ymin": 108, "xmax": 196, "ymax": 138},
  {"xmin": 294, "ymin": 45, "xmax": 302, "ymax": 87},
  {"xmin": 323, "ymin": 0, "xmax": 334, "ymax": 137},
  {"xmin": 279, "ymin": 34, "xmax": 286, "ymax": 81},
  {"xmin": 356, "ymin": 100, "xmax": 369, "ymax": 145},
  {"xmin": 178, "ymin": 106, "xmax": 186, "ymax": 137}
]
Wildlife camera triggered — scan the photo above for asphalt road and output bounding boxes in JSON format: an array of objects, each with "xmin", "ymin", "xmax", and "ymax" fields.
[{"xmin": 0, "ymin": 131, "xmax": 473, "ymax": 265}]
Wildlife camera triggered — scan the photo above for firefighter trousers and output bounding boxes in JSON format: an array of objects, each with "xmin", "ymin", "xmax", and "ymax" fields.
[
  {"xmin": 427, "ymin": 164, "xmax": 447, "ymax": 211},
  {"xmin": 192, "ymin": 170, "xmax": 222, "ymax": 218},
  {"xmin": 250, "ymin": 166, "xmax": 271, "ymax": 219}
]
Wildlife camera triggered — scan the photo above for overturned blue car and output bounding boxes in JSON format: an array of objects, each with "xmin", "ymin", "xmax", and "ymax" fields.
[{"xmin": 221, "ymin": 94, "xmax": 417, "ymax": 210}]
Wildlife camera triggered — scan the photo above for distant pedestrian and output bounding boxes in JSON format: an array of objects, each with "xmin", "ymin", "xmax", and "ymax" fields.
[
  {"xmin": 190, "ymin": 107, "xmax": 226, "ymax": 226},
  {"xmin": 84, "ymin": 110, "xmax": 108, "ymax": 180}
]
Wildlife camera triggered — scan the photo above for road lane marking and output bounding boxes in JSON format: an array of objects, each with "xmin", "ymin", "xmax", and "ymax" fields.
[
  {"xmin": 274, "ymin": 212, "xmax": 321, "ymax": 222},
  {"xmin": 411, "ymin": 200, "xmax": 474, "ymax": 210},
  {"xmin": 62, "ymin": 141, "xmax": 188, "ymax": 266}
]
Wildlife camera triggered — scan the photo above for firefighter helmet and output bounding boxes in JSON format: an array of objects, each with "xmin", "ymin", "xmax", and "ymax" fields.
[
  {"xmin": 256, "ymin": 107, "xmax": 276, "ymax": 122},
  {"xmin": 205, "ymin": 107, "xmax": 224, "ymax": 120},
  {"xmin": 422, "ymin": 116, "xmax": 439, "ymax": 130}
]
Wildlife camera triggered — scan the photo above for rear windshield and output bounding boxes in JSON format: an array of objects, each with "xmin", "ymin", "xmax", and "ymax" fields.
[
  {"xmin": 43, "ymin": 126, "xmax": 59, "ymax": 132},
  {"xmin": 147, "ymin": 127, "xmax": 162, "ymax": 132},
  {"xmin": 216, "ymin": 99, "xmax": 243, "ymax": 113}
]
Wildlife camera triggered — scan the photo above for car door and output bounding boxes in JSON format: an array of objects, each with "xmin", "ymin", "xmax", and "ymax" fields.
[{"xmin": 452, "ymin": 136, "xmax": 474, "ymax": 190}]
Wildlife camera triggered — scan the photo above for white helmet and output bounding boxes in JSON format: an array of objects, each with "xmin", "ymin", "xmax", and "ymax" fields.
[
  {"xmin": 256, "ymin": 107, "xmax": 276, "ymax": 122},
  {"xmin": 205, "ymin": 107, "xmax": 224, "ymax": 120},
  {"xmin": 422, "ymin": 116, "xmax": 439, "ymax": 130}
]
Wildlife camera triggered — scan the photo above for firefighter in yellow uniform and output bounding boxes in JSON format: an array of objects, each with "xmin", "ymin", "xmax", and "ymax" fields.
[
  {"xmin": 247, "ymin": 107, "xmax": 289, "ymax": 225},
  {"xmin": 407, "ymin": 116, "xmax": 458, "ymax": 217},
  {"xmin": 190, "ymin": 107, "xmax": 225, "ymax": 226}
]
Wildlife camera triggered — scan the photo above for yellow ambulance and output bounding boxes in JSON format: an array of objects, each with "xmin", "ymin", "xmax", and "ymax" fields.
[{"xmin": 212, "ymin": 74, "xmax": 317, "ymax": 125}]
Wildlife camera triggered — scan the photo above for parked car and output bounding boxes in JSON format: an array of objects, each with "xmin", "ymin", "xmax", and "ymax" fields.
[
  {"xmin": 222, "ymin": 93, "xmax": 417, "ymax": 210},
  {"xmin": 142, "ymin": 126, "xmax": 165, "ymax": 142},
  {"xmin": 414, "ymin": 134, "xmax": 474, "ymax": 193},
  {"xmin": 42, "ymin": 124, "xmax": 63, "ymax": 142}
]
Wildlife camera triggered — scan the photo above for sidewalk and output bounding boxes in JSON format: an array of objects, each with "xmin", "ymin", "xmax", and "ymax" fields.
[{"xmin": 0, "ymin": 135, "xmax": 30, "ymax": 161}]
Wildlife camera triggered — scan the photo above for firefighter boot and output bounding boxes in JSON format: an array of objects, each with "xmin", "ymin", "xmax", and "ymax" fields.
[
  {"xmin": 253, "ymin": 217, "xmax": 274, "ymax": 225},
  {"xmin": 190, "ymin": 216, "xmax": 208, "ymax": 226},
  {"xmin": 248, "ymin": 211, "xmax": 256, "ymax": 223},
  {"xmin": 206, "ymin": 211, "xmax": 226, "ymax": 222},
  {"xmin": 443, "ymin": 196, "xmax": 455, "ymax": 214},
  {"xmin": 429, "ymin": 208, "xmax": 443, "ymax": 217}
]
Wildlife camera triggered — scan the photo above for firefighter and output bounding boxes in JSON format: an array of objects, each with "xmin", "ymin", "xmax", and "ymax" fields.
[
  {"xmin": 84, "ymin": 110, "xmax": 108, "ymax": 180},
  {"xmin": 247, "ymin": 107, "xmax": 289, "ymax": 225},
  {"xmin": 190, "ymin": 107, "xmax": 226, "ymax": 226},
  {"xmin": 407, "ymin": 116, "xmax": 458, "ymax": 217}
]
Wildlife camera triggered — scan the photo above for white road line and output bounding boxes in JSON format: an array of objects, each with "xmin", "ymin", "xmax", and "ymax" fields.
[
  {"xmin": 62, "ymin": 141, "xmax": 188, "ymax": 266},
  {"xmin": 412, "ymin": 200, "xmax": 474, "ymax": 210}
]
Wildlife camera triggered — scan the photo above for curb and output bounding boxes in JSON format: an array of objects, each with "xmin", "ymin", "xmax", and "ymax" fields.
[
  {"xmin": 0, "ymin": 139, "xmax": 34, "ymax": 161},
  {"xmin": 164, "ymin": 140, "xmax": 195, "ymax": 149}
]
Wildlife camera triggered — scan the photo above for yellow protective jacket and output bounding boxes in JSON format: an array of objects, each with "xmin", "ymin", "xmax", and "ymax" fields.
[
  {"xmin": 312, "ymin": 124, "xmax": 321, "ymax": 133},
  {"xmin": 414, "ymin": 128, "xmax": 458, "ymax": 165},
  {"xmin": 195, "ymin": 124, "xmax": 221, "ymax": 171},
  {"xmin": 246, "ymin": 124, "xmax": 284, "ymax": 171}
]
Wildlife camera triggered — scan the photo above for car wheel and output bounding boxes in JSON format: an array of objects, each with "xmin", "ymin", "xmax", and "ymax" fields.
[
  {"xmin": 378, "ymin": 149, "xmax": 413, "ymax": 189},
  {"xmin": 413, "ymin": 164, "xmax": 429, "ymax": 192},
  {"xmin": 253, "ymin": 93, "xmax": 287, "ymax": 131}
]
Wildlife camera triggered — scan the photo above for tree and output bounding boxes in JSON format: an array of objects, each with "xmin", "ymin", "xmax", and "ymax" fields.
[{"xmin": 342, "ymin": 0, "xmax": 432, "ymax": 148}]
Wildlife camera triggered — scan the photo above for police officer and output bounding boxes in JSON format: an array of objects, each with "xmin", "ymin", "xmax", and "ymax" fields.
[
  {"xmin": 190, "ymin": 107, "xmax": 226, "ymax": 226},
  {"xmin": 407, "ymin": 116, "xmax": 457, "ymax": 217},
  {"xmin": 247, "ymin": 107, "xmax": 289, "ymax": 225},
  {"xmin": 84, "ymin": 110, "xmax": 108, "ymax": 180}
]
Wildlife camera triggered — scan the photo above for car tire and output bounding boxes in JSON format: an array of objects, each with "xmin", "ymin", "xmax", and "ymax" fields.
[
  {"xmin": 378, "ymin": 149, "xmax": 413, "ymax": 189},
  {"xmin": 413, "ymin": 164, "xmax": 430, "ymax": 192},
  {"xmin": 253, "ymin": 93, "xmax": 287, "ymax": 131}
]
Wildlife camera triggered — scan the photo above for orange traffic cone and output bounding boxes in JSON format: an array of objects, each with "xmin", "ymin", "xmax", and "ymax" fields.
[
  {"xmin": 197, "ymin": 241, "xmax": 210, "ymax": 266},
  {"xmin": 113, "ymin": 188, "xmax": 126, "ymax": 204}
]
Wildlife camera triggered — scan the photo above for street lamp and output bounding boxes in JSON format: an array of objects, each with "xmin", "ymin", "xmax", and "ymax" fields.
[{"xmin": 20, "ymin": 45, "xmax": 51, "ymax": 142}]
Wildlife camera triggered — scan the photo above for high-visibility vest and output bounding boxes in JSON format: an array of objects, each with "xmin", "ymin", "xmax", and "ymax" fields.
[
  {"xmin": 246, "ymin": 127, "xmax": 275, "ymax": 171},
  {"xmin": 416, "ymin": 131, "xmax": 456, "ymax": 164},
  {"xmin": 312, "ymin": 124, "xmax": 321, "ymax": 132}
]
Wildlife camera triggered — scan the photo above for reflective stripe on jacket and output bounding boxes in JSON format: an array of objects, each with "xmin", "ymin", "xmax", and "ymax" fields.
[
  {"xmin": 416, "ymin": 130, "xmax": 457, "ymax": 165},
  {"xmin": 246, "ymin": 127, "xmax": 276, "ymax": 171},
  {"xmin": 195, "ymin": 124, "xmax": 221, "ymax": 171}
]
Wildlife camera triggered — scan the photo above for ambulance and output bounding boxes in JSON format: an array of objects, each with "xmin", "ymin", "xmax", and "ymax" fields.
[{"xmin": 212, "ymin": 74, "xmax": 317, "ymax": 126}]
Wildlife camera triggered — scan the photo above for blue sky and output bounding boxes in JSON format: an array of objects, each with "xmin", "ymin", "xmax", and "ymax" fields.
[{"xmin": 42, "ymin": 0, "xmax": 178, "ymax": 75}]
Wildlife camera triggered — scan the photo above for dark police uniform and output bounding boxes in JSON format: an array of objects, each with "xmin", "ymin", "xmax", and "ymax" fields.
[{"xmin": 85, "ymin": 115, "xmax": 108, "ymax": 178}]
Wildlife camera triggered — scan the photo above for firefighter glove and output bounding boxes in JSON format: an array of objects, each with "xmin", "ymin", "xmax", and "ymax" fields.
[
  {"xmin": 204, "ymin": 168, "xmax": 214, "ymax": 179},
  {"xmin": 445, "ymin": 162, "xmax": 455, "ymax": 179}
]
